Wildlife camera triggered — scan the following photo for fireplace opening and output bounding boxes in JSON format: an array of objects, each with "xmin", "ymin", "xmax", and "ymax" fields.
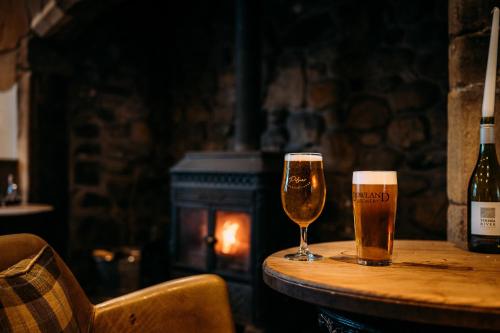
[{"xmin": 214, "ymin": 211, "xmax": 251, "ymax": 272}]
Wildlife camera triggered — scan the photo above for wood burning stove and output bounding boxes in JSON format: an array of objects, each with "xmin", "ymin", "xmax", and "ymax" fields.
[
  {"xmin": 168, "ymin": 2, "xmax": 294, "ymax": 328},
  {"xmin": 170, "ymin": 151, "xmax": 291, "ymax": 326}
]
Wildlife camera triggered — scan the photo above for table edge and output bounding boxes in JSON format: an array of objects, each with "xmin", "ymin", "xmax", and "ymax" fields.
[
  {"xmin": 0, "ymin": 204, "xmax": 54, "ymax": 216},
  {"xmin": 263, "ymin": 260, "xmax": 500, "ymax": 330}
]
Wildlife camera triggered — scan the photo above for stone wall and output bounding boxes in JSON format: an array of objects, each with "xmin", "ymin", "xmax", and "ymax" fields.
[
  {"xmin": 260, "ymin": 0, "xmax": 448, "ymax": 241},
  {"xmin": 29, "ymin": 0, "xmax": 449, "ymax": 286},
  {"xmin": 29, "ymin": 0, "xmax": 236, "ymax": 287},
  {"xmin": 448, "ymin": 0, "xmax": 500, "ymax": 247},
  {"xmin": 59, "ymin": 0, "xmax": 239, "ymax": 258}
]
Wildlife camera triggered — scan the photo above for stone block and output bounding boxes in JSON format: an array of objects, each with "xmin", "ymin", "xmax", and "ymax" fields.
[
  {"xmin": 78, "ymin": 216, "xmax": 121, "ymax": 246},
  {"xmin": 428, "ymin": 105, "xmax": 448, "ymax": 145},
  {"xmin": 81, "ymin": 192, "xmax": 110, "ymax": 208},
  {"xmin": 75, "ymin": 162, "xmax": 100, "ymax": 186},
  {"xmin": 364, "ymin": 76, "xmax": 403, "ymax": 94},
  {"xmin": 447, "ymin": 203, "xmax": 467, "ymax": 249},
  {"xmin": 186, "ymin": 103, "xmax": 210, "ymax": 123},
  {"xmin": 306, "ymin": 67, "xmax": 326, "ymax": 83},
  {"xmin": 131, "ymin": 121, "xmax": 151, "ymax": 144},
  {"xmin": 97, "ymin": 108, "xmax": 115, "ymax": 122},
  {"xmin": 321, "ymin": 109, "xmax": 339, "ymax": 130},
  {"xmin": 261, "ymin": 127, "xmax": 287, "ymax": 152},
  {"xmin": 416, "ymin": 50, "xmax": 448, "ymax": 81},
  {"xmin": 359, "ymin": 132, "xmax": 382, "ymax": 146},
  {"xmin": 213, "ymin": 106, "xmax": 233, "ymax": 123},
  {"xmin": 104, "ymin": 158, "xmax": 132, "ymax": 175},
  {"xmin": 408, "ymin": 149, "xmax": 447, "ymax": 170},
  {"xmin": 449, "ymin": 0, "xmax": 497, "ymax": 37},
  {"xmin": 320, "ymin": 131, "xmax": 355, "ymax": 173},
  {"xmin": 337, "ymin": 53, "xmax": 372, "ymax": 79},
  {"xmin": 405, "ymin": 17, "xmax": 447, "ymax": 49},
  {"xmin": 358, "ymin": 148, "xmax": 401, "ymax": 171},
  {"xmin": 371, "ymin": 48, "xmax": 414, "ymax": 77},
  {"xmin": 107, "ymin": 181, "xmax": 133, "ymax": 208},
  {"xmin": 286, "ymin": 112, "xmax": 324, "ymax": 149},
  {"xmin": 398, "ymin": 173, "xmax": 429, "ymax": 195},
  {"xmin": 264, "ymin": 67, "xmax": 304, "ymax": 112},
  {"xmin": 75, "ymin": 144, "xmax": 101, "ymax": 157},
  {"xmin": 74, "ymin": 123, "xmax": 100, "ymax": 138},
  {"xmin": 413, "ymin": 192, "xmax": 448, "ymax": 235},
  {"xmin": 389, "ymin": 80, "xmax": 440, "ymax": 112},
  {"xmin": 346, "ymin": 96, "xmax": 390, "ymax": 130},
  {"xmin": 387, "ymin": 115, "xmax": 427, "ymax": 149},
  {"xmin": 307, "ymin": 80, "xmax": 338, "ymax": 110},
  {"xmin": 108, "ymin": 123, "xmax": 130, "ymax": 138},
  {"xmin": 449, "ymin": 33, "xmax": 489, "ymax": 89},
  {"xmin": 392, "ymin": 0, "xmax": 435, "ymax": 25}
]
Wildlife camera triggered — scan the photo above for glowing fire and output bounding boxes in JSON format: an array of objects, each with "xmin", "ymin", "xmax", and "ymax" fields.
[
  {"xmin": 214, "ymin": 211, "xmax": 250, "ymax": 263},
  {"xmin": 220, "ymin": 220, "xmax": 240, "ymax": 254}
]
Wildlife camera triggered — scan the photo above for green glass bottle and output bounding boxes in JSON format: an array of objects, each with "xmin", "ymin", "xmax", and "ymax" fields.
[{"xmin": 468, "ymin": 116, "xmax": 500, "ymax": 253}]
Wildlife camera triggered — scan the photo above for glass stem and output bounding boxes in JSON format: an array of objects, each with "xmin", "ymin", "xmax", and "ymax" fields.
[{"xmin": 299, "ymin": 226, "xmax": 309, "ymax": 255}]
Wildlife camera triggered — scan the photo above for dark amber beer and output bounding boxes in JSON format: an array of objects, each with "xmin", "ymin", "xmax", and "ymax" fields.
[
  {"xmin": 281, "ymin": 153, "xmax": 326, "ymax": 261},
  {"xmin": 352, "ymin": 171, "xmax": 397, "ymax": 266}
]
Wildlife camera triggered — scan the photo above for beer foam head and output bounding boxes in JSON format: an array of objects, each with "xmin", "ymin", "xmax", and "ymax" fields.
[
  {"xmin": 352, "ymin": 171, "xmax": 397, "ymax": 185},
  {"xmin": 285, "ymin": 153, "xmax": 322, "ymax": 161}
]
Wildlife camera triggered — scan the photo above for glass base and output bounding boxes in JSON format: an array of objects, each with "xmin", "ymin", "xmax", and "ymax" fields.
[
  {"xmin": 285, "ymin": 252, "xmax": 323, "ymax": 261},
  {"xmin": 357, "ymin": 258, "xmax": 391, "ymax": 266}
]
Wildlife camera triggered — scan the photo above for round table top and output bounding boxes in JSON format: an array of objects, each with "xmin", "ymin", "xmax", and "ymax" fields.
[
  {"xmin": 0, "ymin": 204, "xmax": 53, "ymax": 216},
  {"xmin": 263, "ymin": 240, "xmax": 500, "ymax": 330}
]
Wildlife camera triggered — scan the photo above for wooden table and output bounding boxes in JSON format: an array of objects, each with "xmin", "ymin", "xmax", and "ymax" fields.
[
  {"xmin": 0, "ymin": 204, "xmax": 53, "ymax": 216},
  {"xmin": 263, "ymin": 240, "xmax": 500, "ymax": 331},
  {"xmin": 0, "ymin": 204, "xmax": 55, "ymax": 243}
]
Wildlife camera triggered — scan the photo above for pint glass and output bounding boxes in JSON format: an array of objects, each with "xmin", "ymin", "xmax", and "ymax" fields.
[{"xmin": 352, "ymin": 171, "xmax": 397, "ymax": 266}]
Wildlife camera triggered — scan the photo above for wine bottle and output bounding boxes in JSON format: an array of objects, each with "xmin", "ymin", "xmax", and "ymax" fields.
[
  {"xmin": 467, "ymin": 7, "xmax": 500, "ymax": 253},
  {"xmin": 468, "ymin": 117, "xmax": 500, "ymax": 253}
]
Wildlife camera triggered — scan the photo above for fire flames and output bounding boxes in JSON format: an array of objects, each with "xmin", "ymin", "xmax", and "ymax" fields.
[
  {"xmin": 220, "ymin": 220, "xmax": 240, "ymax": 254},
  {"xmin": 214, "ymin": 211, "xmax": 250, "ymax": 259}
]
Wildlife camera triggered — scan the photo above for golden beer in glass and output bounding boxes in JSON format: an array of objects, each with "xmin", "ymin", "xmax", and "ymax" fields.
[
  {"xmin": 352, "ymin": 171, "xmax": 397, "ymax": 266},
  {"xmin": 281, "ymin": 153, "xmax": 326, "ymax": 261}
]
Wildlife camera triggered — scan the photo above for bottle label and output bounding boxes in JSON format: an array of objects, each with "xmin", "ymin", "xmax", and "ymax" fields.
[
  {"xmin": 471, "ymin": 201, "xmax": 500, "ymax": 236},
  {"xmin": 480, "ymin": 124, "xmax": 495, "ymax": 144}
]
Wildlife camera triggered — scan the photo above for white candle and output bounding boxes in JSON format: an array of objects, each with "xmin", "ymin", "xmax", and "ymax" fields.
[{"xmin": 482, "ymin": 7, "xmax": 499, "ymax": 118}]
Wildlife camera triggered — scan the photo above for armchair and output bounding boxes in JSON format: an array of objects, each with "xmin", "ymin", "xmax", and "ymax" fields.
[{"xmin": 0, "ymin": 234, "xmax": 235, "ymax": 333}]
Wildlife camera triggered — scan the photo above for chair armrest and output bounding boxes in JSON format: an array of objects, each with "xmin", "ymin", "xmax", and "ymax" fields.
[{"xmin": 91, "ymin": 274, "xmax": 235, "ymax": 333}]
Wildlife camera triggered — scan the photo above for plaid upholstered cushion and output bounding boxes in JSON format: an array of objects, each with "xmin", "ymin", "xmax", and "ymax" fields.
[{"xmin": 0, "ymin": 245, "xmax": 79, "ymax": 332}]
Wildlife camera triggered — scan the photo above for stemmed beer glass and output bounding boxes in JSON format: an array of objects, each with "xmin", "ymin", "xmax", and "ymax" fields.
[{"xmin": 281, "ymin": 153, "xmax": 326, "ymax": 261}]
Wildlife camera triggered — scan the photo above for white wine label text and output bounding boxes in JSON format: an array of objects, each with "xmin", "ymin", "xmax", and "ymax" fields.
[{"xmin": 471, "ymin": 201, "xmax": 500, "ymax": 236}]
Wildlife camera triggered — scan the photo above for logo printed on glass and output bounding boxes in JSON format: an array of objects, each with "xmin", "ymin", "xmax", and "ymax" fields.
[
  {"xmin": 480, "ymin": 207, "xmax": 496, "ymax": 228},
  {"xmin": 352, "ymin": 192, "xmax": 390, "ymax": 203},
  {"xmin": 287, "ymin": 176, "xmax": 311, "ymax": 189}
]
